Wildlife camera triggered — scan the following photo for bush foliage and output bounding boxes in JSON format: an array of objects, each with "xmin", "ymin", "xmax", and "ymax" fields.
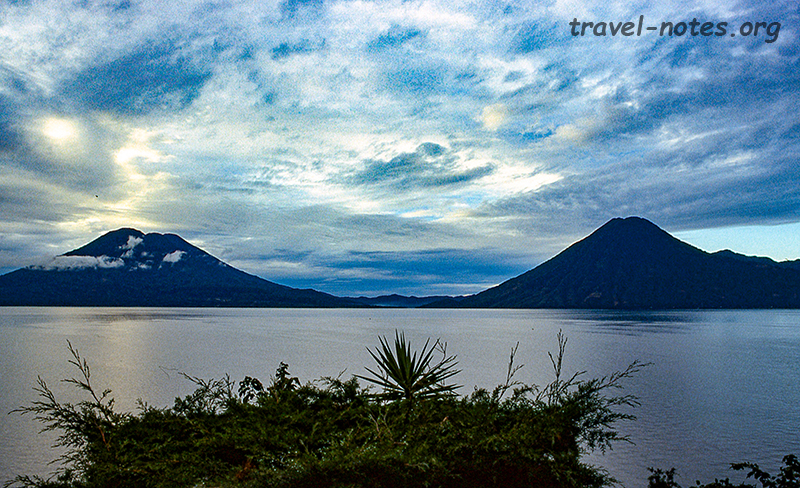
[
  {"xmin": 648, "ymin": 455, "xmax": 800, "ymax": 488},
  {"xmin": 8, "ymin": 332, "xmax": 754, "ymax": 488}
]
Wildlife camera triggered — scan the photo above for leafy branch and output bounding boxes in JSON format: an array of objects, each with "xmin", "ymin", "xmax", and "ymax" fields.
[
  {"xmin": 8, "ymin": 341, "xmax": 127, "ymax": 486},
  {"xmin": 356, "ymin": 331, "xmax": 461, "ymax": 402}
]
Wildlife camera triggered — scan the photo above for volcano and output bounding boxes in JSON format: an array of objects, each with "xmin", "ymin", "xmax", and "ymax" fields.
[{"xmin": 0, "ymin": 228, "xmax": 360, "ymax": 307}]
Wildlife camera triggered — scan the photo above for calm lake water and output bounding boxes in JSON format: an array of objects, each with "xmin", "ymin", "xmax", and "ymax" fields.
[{"xmin": 1, "ymin": 307, "xmax": 799, "ymax": 487}]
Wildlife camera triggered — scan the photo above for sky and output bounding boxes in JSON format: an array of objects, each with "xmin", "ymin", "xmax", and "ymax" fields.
[{"xmin": 0, "ymin": 0, "xmax": 798, "ymax": 297}]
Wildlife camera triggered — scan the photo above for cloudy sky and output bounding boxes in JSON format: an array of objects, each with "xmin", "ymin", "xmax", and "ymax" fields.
[{"xmin": 1, "ymin": 0, "xmax": 798, "ymax": 296}]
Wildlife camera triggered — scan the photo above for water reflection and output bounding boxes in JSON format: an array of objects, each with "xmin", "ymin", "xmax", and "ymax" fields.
[
  {"xmin": 1, "ymin": 308, "xmax": 798, "ymax": 488},
  {"xmin": 57, "ymin": 307, "xmax": 210, "ymax": 325},
  {"xmin": 558, "ymin": 310, "xmax": 694, "ymax": 336}
]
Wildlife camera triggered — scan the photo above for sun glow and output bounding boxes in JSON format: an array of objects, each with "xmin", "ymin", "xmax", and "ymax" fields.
[
  {"xmin": 479, "ymin": 104, "xmax": 509, "ymax": 131},
  {"xmin": 43, "ymin": 118, "xmax": 77, "ymax": 141}
]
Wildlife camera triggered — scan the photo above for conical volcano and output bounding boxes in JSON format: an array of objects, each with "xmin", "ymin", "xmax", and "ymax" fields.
[
  {"xmin": 447, "ymin": 217, "xmax": 800, "ymax": 309},
  {"xmin": 0, "ymin": 228, "xmax": 359, "ymax": 307}
]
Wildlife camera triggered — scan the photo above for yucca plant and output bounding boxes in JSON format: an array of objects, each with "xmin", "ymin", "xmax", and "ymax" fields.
[{"xmin": 356, "ymin": 331, "xmax": 461, "ymax": 401}]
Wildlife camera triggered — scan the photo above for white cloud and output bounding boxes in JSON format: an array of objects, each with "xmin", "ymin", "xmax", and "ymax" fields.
[
  {"xmin": 121, "ymin": 235, "xmax": 144, "ymax": 250},
  {"xmin": 32, "ymin": 255, "xmax": 125, "ymax": 271},
  {"xmin": 120, "ymin": 235, "xmax": 144, "ymax": 258},
  {"xmin": 162, "ymin": 250, "xmax": 186, "ymax": 263}
]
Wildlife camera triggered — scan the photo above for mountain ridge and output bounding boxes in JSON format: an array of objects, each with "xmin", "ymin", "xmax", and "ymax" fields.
[
  {"xmin": 427, "ymin": 217, "xmax": 800, "ymax": 309},
  {"xmin": 2, "ymin": 218, "xmax": 799, "ymax": 309},
  {"xmin": 346, "ymin": 294, "xmax": 453, "ymax": 308},
  {"xmin": 0, "ymin": 228, "xmax": 360, "ymax": 307}
]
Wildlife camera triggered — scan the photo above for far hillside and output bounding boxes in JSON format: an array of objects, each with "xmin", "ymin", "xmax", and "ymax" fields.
[{"xmin": 427, "ymin": 217, "xmax": 800, "ymax": 309}]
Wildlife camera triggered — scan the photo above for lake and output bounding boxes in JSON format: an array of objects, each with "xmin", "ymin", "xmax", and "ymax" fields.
[{"xmin": 1, "ymin": 307, "xmax": 799, "ymax": 487}]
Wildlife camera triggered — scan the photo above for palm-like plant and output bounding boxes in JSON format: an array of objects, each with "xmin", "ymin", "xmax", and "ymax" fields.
[{"xmin": 356, "ymin": 331, "xmax": 461, "ymax": 401}]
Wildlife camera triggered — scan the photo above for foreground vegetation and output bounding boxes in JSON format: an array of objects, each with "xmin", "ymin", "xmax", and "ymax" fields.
[
  {"xmin": 4, "ymin": 332, "xmax": 797, "ymax": 488},
  {"xmin": 647, "ymin": 456, "xmax": 800, "ymax": 488}
]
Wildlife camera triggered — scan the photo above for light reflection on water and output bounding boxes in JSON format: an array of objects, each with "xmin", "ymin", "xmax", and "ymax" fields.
[
  {"xmin": 551, "ymin": 310, "xmax": 695, "ymax": 336},
  {"xmin": 1, "ymin": 308, "xmax": 798, "ymax": 487}
]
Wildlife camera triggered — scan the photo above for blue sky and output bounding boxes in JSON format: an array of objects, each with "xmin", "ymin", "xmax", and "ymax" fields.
[{"xmin": 0, "ymin": 0, "xmax": 798, "ymax": 296}]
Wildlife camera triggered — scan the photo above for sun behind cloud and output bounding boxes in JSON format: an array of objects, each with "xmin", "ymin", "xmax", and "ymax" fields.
[
  {"xmin": 42, "ymin": 118, "xmax": 77, "ymax": 141},
  {"xmin": 479, "ymin": 104, "xmax": 509, "ymax": 131}
]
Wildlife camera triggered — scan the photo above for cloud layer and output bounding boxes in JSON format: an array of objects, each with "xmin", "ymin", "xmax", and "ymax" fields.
[{"xmin": 1, "ymin": 0, "xmax": 798, "ymax": 295}]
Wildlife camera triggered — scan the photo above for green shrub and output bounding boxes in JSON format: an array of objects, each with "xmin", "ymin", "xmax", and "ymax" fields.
[
  {"xmin": 649, "ymin": 455, "xmax": 800, "ymax": 488},
  {"xmin": 6, "ymin": 333, "xmax": 647, "ymax": 488},
  {"xmin": 355, "ymin": 331, "xmax": 461, "ymax": 402}
]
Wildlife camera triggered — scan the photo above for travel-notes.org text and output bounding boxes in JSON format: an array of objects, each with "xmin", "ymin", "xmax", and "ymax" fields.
[{"xmin": 570, "ymin": 16, "xmax": 781, "ymax": 43}]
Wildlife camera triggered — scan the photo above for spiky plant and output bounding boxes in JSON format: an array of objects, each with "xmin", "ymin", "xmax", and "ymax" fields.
[{"xmin": 356, "ymin": 331, "xmax": 461, "ymax": 402}]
